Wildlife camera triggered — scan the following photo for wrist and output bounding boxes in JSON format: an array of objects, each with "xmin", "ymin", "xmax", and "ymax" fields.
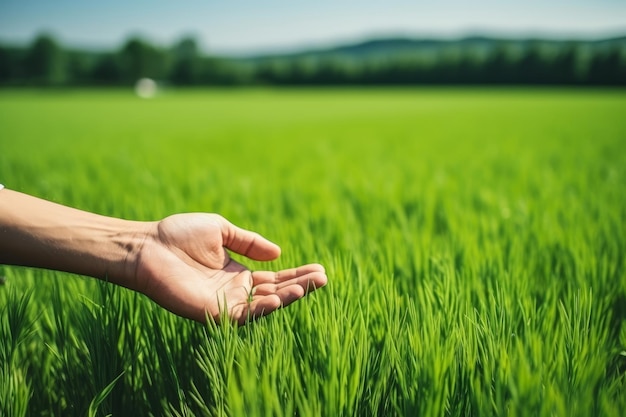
[{"xmin": 103, "ymin": 218, "xmax": 156, "ymax": 290}]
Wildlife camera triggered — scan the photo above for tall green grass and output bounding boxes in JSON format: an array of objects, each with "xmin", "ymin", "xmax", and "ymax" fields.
[{"xmin": 1, "ymin": 88, "xmax": 625, "ymax": 416}]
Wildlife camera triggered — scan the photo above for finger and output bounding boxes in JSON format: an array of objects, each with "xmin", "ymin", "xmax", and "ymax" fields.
[
  {"xmin": 219, "ymin": 217, "xmax": 281, "ymax": 261},
  {"xmin": 233, "ymin": 294, "xmax": 282, "ymax": 325},
  {"xmin": 276, "ymin": 263, "xmax": 326, "ymax": 281},
  {"xmin": 231, "ymin": 264, "xmax": 328, "ymax": 324},
  {"xmin": 273, "ymin": 284, "xmax": 307, "ymax": 308},
  {"xmin": 252, "ymin": 263, "xmax": 326, "ymax": 284},
  {"xmin": 252, "ymin": 271, "xmax": 327, "ymax": 295},
  {"xmin": 243, "ymin": 285, "xmax": 306, "ymax": 322}
]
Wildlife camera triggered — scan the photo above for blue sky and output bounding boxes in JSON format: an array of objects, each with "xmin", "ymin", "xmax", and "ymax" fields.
[{"xmin": 0, "ymin": 0, "xmax": 625, "ymax": 53}]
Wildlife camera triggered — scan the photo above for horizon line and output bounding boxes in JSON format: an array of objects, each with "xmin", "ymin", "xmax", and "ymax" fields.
[{"xmin": 1, "ymin": 27, "xmax": 625, "ymax": 57}]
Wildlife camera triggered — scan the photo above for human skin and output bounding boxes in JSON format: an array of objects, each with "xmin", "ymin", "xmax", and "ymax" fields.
[{"xmin": 0, "ymin": 188, "xmax": 327, "ymax": 324}]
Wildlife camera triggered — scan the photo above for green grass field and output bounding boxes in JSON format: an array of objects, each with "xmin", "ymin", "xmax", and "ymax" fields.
[{"xmin": 1, "ymin": 88, "xmax": 625, "ymax": 416}]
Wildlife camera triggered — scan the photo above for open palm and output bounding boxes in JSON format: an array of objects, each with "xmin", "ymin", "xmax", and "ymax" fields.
[{"xmin": 134, "ymin": 213, "xmax": 327, "ymax": 324}]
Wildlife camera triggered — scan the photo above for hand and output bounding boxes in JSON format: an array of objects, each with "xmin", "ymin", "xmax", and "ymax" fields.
[{"xmin": 133, "ymin": 213, "xmax": 328, "ymax": 324}]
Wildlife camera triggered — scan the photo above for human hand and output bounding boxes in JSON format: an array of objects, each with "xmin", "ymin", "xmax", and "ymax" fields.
[{"xmin": 132, "ymin": 213, "xmax": 327, "ymax": 324}]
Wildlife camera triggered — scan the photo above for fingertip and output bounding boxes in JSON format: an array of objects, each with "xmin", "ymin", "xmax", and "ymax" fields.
[
  {"xmin": 253, "ymin": 239, "xmax": 281, "ymax": 261},
  {"xmin": 307, "ymin": 264, "xmax": 328, "ymax": 289},
  {"xmin": 268, "ymin": 241, "xmax": 281, "ymax": 259},
  {"xmin": 314, "ymin": 271, "xmax": 328, "ymax": 288},
  {"xmin": 223, "ymin": 220, "xmax": 282, "ymax": 261},
  {"xmin": 304, "ymin": 271, "xmax": 327, "ymax": 292},
  {"xmin": 307, "ymin": 263, "xmax": 326, "ymax": 274},
  {"xmin": 296, "ymin": 263, "xmax": 327, "ymax": 275}
]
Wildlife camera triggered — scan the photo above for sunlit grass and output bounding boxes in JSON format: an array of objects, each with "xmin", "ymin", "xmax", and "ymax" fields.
[{"xmin": 1, "ymin": 88, "xmax": 625, "ymax": 416}]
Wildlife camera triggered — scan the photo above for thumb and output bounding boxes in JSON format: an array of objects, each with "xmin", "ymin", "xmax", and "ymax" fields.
[{"xmin": 219, "ymin": 217, "xmax": 281, "ymax": 261}]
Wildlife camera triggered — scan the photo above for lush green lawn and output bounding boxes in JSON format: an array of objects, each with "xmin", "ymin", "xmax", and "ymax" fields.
[{"xmin": 1, "ymin": 88, "xmax": 625, "ymax": 416}]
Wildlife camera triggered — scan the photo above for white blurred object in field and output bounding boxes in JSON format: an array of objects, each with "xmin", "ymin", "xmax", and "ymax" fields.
[{"xmin": 135, "ymin": 78, "xmax": 157, "ymax": 98}]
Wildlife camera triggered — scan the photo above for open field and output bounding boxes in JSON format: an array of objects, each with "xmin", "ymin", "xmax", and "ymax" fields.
[{"xmin": 1, "ymin": 88, "xmax": 625, "ymax": 416}]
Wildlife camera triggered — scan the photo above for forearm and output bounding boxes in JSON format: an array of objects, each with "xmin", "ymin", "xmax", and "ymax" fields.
[{"xmin": 0, "ymin": 188, "xmax": 151, "ymax": 287}]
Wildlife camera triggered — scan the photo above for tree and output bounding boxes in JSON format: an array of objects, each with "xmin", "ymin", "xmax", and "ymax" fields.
[
  {"xmin": 91, "ymin": 54, "xmax": 123, "ymax": 84},
  {"xmin": 23, "ymin": 33, "xmax": 65, "ymax": 85},
  {"xmin": 483, "ymin": 44, "xmax": 516, "ymax": 84},
  {"xmin": 65, "ymin": 52, "xmax": 92, "ymax": 85},
  {"xmin": 0, "ymin": 45, "xmax": 15, "ymax": 84},
  {"xmin": 588, "ymin": 47, "xmax": 626, "ymax": 85},
  {"xmin": 517, "ymin": 44, "xmax": 548, "ymax": 84},
  {"xmin": 118, "ymin": 37, "xmax": 167, "ymax": 83},
  {"xmin": 552, "ymin": 44, "xmax": 581, "ymax": 84},
  {"xmin": 169, "ymin": 37, "xmax": 202, "ymax": 85}
]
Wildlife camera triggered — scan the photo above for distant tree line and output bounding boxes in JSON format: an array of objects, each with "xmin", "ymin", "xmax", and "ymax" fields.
[{"xmin": 1, "ymin": 33, "xmax": 624, "ymax": 87}]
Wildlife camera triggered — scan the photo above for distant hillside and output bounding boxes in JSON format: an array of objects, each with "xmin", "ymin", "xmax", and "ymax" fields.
[{"xmin": 238, "ymin": 35, "xmax": 626, "ymax": 62}]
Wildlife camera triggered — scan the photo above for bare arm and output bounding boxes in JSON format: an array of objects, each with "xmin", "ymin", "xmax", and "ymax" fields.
[
  {"xmin": 0, "ymin": 188, "xmax": 147, "ymax": 283},
  {"xmin": 0, "ymin": 187, "xmax": 327, "ymax": 324}
]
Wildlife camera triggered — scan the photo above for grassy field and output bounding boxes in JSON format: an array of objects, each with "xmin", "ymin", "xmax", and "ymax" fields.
[{"xmin": 1, "ymin": 88, "xmax": 625, "ymax": 416}]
